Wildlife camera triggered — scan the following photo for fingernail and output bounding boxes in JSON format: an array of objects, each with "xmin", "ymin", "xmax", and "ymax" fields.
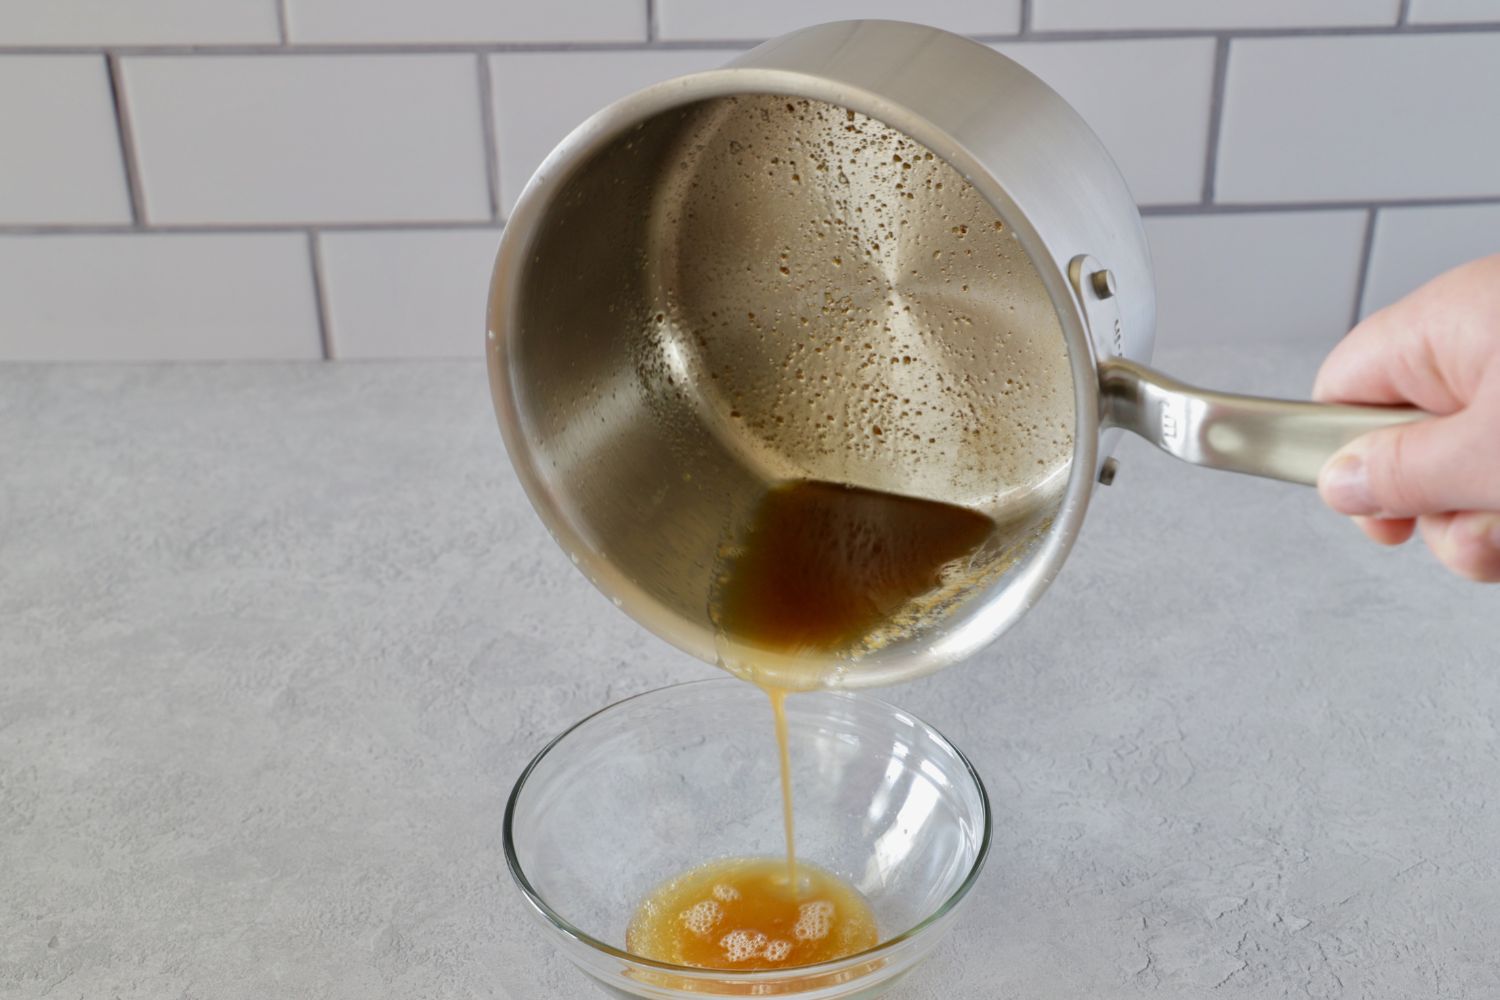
[
  {"xmin": 1320, "ymin": 453, "xmax": 1378, "ymax": 515},
  {"xmin": 1445, "ymin": 515, "xmax": 1500, "ymax": 583},
  {"xmin": 1476, "ymin": 515, "xmax": 1500, "ymax": 550},
  {"xmin": 1449, "ymin": 514, "xmax": 1500, "ymax": 551}
]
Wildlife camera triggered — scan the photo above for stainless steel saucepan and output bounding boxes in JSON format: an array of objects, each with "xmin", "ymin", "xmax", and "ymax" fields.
[{"xmin": 486, "ymin": 20, "xmax": 1421, "ymax": 686}]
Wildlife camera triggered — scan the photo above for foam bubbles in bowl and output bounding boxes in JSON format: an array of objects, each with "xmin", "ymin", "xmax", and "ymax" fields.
[
  {"xmin": 794, "ymin": 900, "xmax": 834, "ymax": 941},
  {"xmin": 679, "ymin": 899, "xmax": 722, "ymax": 936},
  {"xmin": 720, "ymin": 929, "xmax": 769, "ymax": 962}
]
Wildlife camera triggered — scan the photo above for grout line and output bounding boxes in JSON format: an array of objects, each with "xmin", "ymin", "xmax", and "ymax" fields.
[
  {"xmin": 1, "ymin": 193, "xmax": 1493, "ymax": 237},
  {"xmin": 0, "ymin": 21, "xmax": 1497, "ymax": 57},
  {"xmin": 0, "ymin": 193, "xmax": 1494, "ymax": 236},
  {"xmin": 275, "ymin": 0, "xmax": 290, "ymax": 44},
  {"xmin": 308, "ymin": 231, "xmax": 334, "ymax": 360},
  {"xmin": 1019, "ymin": 0, "xmax": 1033, "ymax": 35},
  {"xmin": 476, "ymin": 54, "xmax": 501, "ymax": 220},
  {"xmin": 0, "ymin": 40, "xmax": 755, "ymax": 57},
  {"xmin": 0, "ymin": 219, "xmax": 508, "ymax": 236},
  {"xmin": 646, "ymin": 0, "xmax": 658, "ymax": 42},
  {"xmin": 1398, "ymin": 0, "xmax": 1415, "ymax": 26},
  {"xmin": 104, "ymin": 53, "xmax": 146, "ymax": 227},
  {"xmin": 1200, "ymin": 37, "xmax": 1231, "ymax": 203},
  {"xmin": 1350, "ymin": 208, "xmax": 1379, "ymax": 326},
  {"xmin": 978, "ymin": 22, "xmax": 1500, "ymax": 40},
  {"xmin": 1140, "ymin": 193, "xmax": 1500, "ymax": 216}
]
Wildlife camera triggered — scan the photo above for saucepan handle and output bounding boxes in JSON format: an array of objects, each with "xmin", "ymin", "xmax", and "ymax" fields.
[{"xmin": 1099, "ymin": 357, "xmax": 1428, "ymax": 486}]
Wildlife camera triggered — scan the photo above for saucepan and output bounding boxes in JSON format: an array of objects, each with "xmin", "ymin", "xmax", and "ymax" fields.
[{"xmin": 486, "ymin": 19, "xmax": 1421, "ymax": 686}]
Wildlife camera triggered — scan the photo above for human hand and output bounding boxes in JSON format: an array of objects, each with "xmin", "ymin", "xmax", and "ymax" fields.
[{"xmin": 1314, "ymin": 254, "xmax": 1500, "ymax": 581}]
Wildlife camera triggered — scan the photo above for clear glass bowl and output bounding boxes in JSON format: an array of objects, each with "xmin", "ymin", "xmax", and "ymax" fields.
[{"xmin": 504, "ymin": 678, "xmax": 991, "ymax": 998}]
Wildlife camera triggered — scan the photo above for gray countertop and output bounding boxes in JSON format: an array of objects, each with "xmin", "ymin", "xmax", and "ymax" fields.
[{"xmin": 3, "ymin": 341, "xmax": 1497, "ymax": 1000}]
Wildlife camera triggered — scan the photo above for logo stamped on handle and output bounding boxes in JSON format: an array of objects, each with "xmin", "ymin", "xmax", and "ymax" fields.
[{"xmin": 1161, "ymin": 401, "xmax": 1182, "ymax": 443}]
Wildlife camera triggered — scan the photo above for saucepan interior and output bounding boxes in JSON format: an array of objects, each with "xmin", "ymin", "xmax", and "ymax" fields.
[{"xmin": 491, "ymin": 81, "xmax": 1081, "ymax": 682}]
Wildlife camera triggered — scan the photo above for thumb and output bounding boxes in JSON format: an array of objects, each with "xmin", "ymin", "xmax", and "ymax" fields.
[{"xmin": 1318, "ymin": 410, "xmax": 1498, "ymax": 518}]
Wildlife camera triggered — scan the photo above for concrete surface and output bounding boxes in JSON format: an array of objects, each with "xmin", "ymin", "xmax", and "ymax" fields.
[{"xmin": 2, "ymin": 341, "xmax": 1498, "ymax": 999}]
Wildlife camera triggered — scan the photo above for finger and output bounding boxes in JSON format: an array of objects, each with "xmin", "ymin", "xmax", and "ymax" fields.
[
  {"xmin": 1354, "ymin": 515, "xmax": 1415, "ymax": 546},
  {"xmin": 1314, "ymin": 303, "xmax": 1432, "ymax": 406},
  {"xmin": 1318, "ymin": 409, "xmax": 1500, "ymax": 518},
  {"xmin": 1419, "ymin": 511, "xmax": 1500, "ymax": 583},
  {"xmin": 1313, "ymin": 255, "xmax": 1500, "ymax": 411}
]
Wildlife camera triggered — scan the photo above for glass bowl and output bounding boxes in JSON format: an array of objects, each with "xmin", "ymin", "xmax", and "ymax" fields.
[{"xmin": 504, "ymin": 678, "xmax": 990, "ymax": 998}]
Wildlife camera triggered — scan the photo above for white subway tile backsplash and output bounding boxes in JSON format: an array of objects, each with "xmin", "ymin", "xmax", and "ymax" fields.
[
  {"xmin": 656, "ymin": 1, "xmax": 1021, "ymax": 41},
  {"xmin": 1361, "ymin": 203, "xmax": 1500, "ymax": 315},
  {"xmin": 1216, "ymin": 34, "xmax": 1500, "ymax": 203},
  {"xmin": 122, "ymin": 56, "xmax": 490, "ymax": 226},
  {"xmin": 0, "ymin": 234, "xmax": 320, "ymax": 361},
  {"xmin": 319, "ymin": 229, "xmax": 502, "ymax": 359},
  {"xmin": 0, "ymin": 57, "xmax": 131, "ymax": 226},
  {"xmin": 489, "ymin": 50, "xmax": 729, "ymax": 215},
  {"xmin": 0, "ymin": 6, "xmax": 1495, "ymax": 363},
  {"xmin": 286, "ymin": 0, "xmax": 645, "ymax": 44},
  {"xmin": 1408, "ymin": 0, "xmax": 1500, "ymax": 22},
  {"xmin": 0, "ymin": 0, "xmax": 278, "ymax": 46},
  {"xmin": 1033, "ymin": 0, "xmax": 1398, "ymax": 31},
  {"xmin": 994, "ymin": 39, "xmax": 1216, "ymax": 206},
  {"xmin": 1144, "ymin": 212, "xmax": 1367, "ymax": 347}
]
